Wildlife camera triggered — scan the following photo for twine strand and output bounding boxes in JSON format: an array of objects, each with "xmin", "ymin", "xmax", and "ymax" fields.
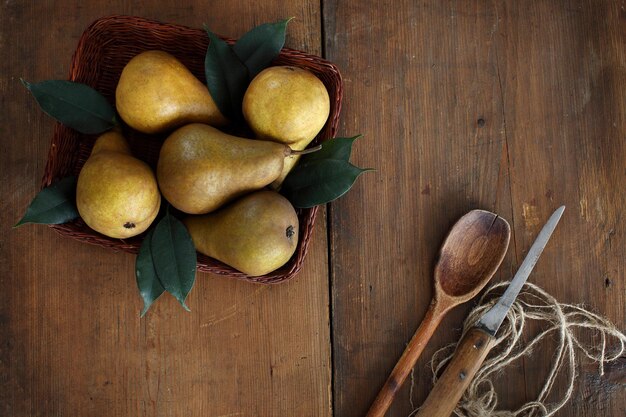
[{"xmin": 409, "ymin": 282, "xmax": 625, "ymax": 417}]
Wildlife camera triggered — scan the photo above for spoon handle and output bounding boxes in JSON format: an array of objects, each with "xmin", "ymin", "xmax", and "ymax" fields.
[
  {"xmin": 365, "ymin": 301, "xmax": 446, "ymax": 417},
  {"xmin": 414, "ymin": 327, "xmax": 497, "ymax": 417}
]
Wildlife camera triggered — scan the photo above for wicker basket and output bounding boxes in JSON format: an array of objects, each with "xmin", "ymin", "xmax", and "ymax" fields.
[{"xmin": 41, "ymin": 15, "xmax": 343, "ymax": 284}]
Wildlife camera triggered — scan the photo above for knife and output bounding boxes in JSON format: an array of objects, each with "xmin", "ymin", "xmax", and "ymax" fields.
[{"xmin": 414, "ymin": 206, "xmax": 565, "ymax": 417}]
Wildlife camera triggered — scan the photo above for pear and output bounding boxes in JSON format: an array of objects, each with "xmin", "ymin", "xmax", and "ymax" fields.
[
  {"xmin": 115, "ymin": 51, "xmax": 228, "ymax": 134},
  {"xmin": 184, "ymin": 191, "xmax": 299, "ymax": 276},
  {"xmin": 76, "ymin": 130, "xmax": 161, "ymax": 238},
  {"xmin": 242, "ymin": 66, "xmax": 330, "ymax": 187},
  {"xmin": 157, "ymin": 123, "xmax": 306, "ymax": 215}
]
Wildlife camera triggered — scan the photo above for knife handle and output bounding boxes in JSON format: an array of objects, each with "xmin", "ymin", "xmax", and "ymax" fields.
[{"xmin": 415, "ymin": 327, "xmax": 496, "ymax": 417}]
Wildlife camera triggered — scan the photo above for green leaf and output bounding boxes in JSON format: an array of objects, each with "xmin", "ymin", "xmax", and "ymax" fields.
[
  {"xmin": 282, "ymin": 159, "xmax": 373, "ymax": 208},
  {"xmin": 233, "ymin": 18, "xmax": 292, "ymax": 80},
  {"xmin": 204, "ymin": 27, "xmax": 249, "ymax": 119},
  {"xmin": 150, "ymin": 212, "xmax": 196, "ymax": 311},
  {"xmin": 135, "ymin": 229, "xmax": 165, "ymax": 317},
  {"xmin": 21, "ymin": 79, "xmax": 116, "ymax": 134},
  {"xmin": 302, "ymin": 135, "xmax": 362, "ymax": 163},
  {"xmin": 15, "ymin": 176, "xmax": 79, "ymax": 227}
]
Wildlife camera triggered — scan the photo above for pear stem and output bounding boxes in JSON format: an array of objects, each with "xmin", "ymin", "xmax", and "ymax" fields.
[{"xmin": 289, "ymin": 144, "xmax": 322, "ymax": 156}]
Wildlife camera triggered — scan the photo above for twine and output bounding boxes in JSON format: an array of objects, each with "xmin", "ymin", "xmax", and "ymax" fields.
[{"xmin": 409, "ymin": 282, "xmax": 625, "ymax": 417}]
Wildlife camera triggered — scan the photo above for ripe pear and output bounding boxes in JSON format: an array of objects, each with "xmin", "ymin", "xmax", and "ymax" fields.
[
  {"xmin": 115, "ymin": 50, "xmax": 228, "ymax": 134},
  {"xmin": 243, "ymin": 66, "xmax": 330, "ymax": 187},
  {"xmin": 157, "ymin": 123, "xmax": 305, "ymax": 215},
  {"xmin": 184, "ymin": 191, "xmax": 299, "ymax": 276},
  {"xmin": 76, "ymin": 130, "xmax": 161, "ymax": 238}
]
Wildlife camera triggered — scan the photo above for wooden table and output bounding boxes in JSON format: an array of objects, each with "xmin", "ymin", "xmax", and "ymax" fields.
[{"xmin": 1, "ymin": 1, "xmax": 624, "ymax": 416}]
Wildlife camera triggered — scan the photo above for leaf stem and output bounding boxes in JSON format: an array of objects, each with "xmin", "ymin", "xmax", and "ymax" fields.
[{"xmin": 290, "ymin": 144, "xmax": 322, "ymax": 156}]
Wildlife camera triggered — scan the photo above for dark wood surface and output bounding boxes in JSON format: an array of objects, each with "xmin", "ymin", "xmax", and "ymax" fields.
[
  {"xmin": 1, "ymin": 1, "xmax": 624, "ymax": 416},
  {"xmin": 326, "ymin": 0, "xmax": 624, "ymax": 416}
]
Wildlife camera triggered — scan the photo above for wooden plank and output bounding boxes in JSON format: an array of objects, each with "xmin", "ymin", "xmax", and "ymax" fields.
[
  {"xmin": 325, "ymin": 2, "xmax": 512, "ymax": 415},
  {"xmin": 0, "ymin": 2, "xmax": 331, "ymax": 417},
  {"xmin": 493, "ymin": 1, "xmax": 625, "ymax": 415},
  {"xmin": 325, "ymin": 0, "xmax": 624, "ymax": 416}
]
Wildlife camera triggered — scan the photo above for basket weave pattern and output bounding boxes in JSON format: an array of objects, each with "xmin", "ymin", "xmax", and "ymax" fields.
[{"xmin": 42, "ymin": 15, "xmax": 343, "ymax": 284}]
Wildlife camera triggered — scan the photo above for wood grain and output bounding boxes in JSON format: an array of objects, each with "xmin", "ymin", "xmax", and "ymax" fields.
[
  {"xmin": 415, "ymin": 328, "xmax": 497, "ymax": 417},
  {"xmin": 493, "ymin": 2, "xmax": 625, "ymax": 414},
  {"xmin": 0, "ymin": 2, "xmax": 330, "ymax": 417},
  {"xmin": 2, "ymin": 1, "xmax": 625, "ymax": 416},
  {"xmin": 366, "ymin": 210, "xmax": 510, "ymax": 417},
  {"xmin": 324, "ymin": 0, "xmax": 624, "ymax": 416}
]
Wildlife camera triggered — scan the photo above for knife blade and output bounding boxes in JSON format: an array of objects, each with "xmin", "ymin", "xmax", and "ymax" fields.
[
  {"xmin": 415, "ymin": 206, "xmax": 565, "ymax": 417},
  {"xmin": 476, "ymin": 205, "xmax": 565, "ymax": 336}
]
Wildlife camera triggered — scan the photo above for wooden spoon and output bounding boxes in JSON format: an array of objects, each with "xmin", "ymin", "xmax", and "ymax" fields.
[{"xmin": 365, "ymin": 210, "xmax": 511, "ymax": 417}]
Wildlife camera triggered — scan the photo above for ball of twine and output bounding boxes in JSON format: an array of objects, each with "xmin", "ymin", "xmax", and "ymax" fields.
[{"xmin": 410, "ymin": 282, "xmax": 625, "ymax": 417}]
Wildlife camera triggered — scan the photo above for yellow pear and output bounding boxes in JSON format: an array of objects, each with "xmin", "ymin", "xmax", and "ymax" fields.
[
  {"xmin": 115, "ymin": 50, "xmax": 228, "ymax": 134},
  {"xmin": 76, "ymin": 130, "xmax": 161, "ymax": 238},
  {"xmin": 243, "ymin": 66, "xmax": 330, "ymax": 187},
  {"xmin": 157, "ymin": 123, "xmax": 305, "ymax": 215},
  {"xmin": 184, "ymin": 191, "xmax": 299, "ymax": 276},
  {"xmin": 90, "ymin": 129, "xmax": 131, "ymax": 155}
]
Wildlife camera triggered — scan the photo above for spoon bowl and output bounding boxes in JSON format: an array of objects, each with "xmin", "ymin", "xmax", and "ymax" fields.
[
  {"xmin": 435, "ymin": 210, "xmax": 511, "ymax": 300},
  {"xmin": 365, "ymin": 209, "xmax": 511, "ymax": 417}
]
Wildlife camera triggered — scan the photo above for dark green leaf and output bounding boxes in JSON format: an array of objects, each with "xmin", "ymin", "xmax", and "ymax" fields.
[
  {"xmin": 302, "ymin": 135, "xmax": 362, "ymax": 163},
  {"xmin": 282, "ymin": 159, "xmax": 372, "ymax": 208},
  {"xmin": 204, "ymin": 28, "xmax": 249, "ymax": 119},
  {"xmin": 150, "ymin": 212, "xmax": 196, "ymax": 311},
  {"xmin": 15, "ymin": 176, "xmax": 79, "ymax": 227},
  {"xmin": 135, "ymin": 229, "xmax": 165, "ymax": 317},
  {"xmin": 21, "ymin": 79, "xmax": 116, "ymax": 134},
  {"xmin": 233, "ymin": 18, "xmax": 292, "ymax": 79}
]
